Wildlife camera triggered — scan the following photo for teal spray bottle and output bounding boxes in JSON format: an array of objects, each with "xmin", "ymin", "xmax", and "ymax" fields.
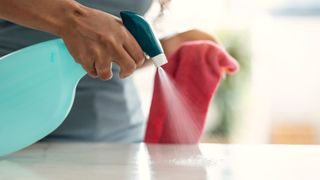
[{"xmin": 0, "ymin": 11, "xmax": 167, "ymax": 156}]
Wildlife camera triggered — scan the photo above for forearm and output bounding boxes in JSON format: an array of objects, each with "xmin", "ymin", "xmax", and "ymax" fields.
[
  {"xmin": 0, "ymin": 0, "xmax": 85, "ymax": 36},
  {"xmin": 139, "ymin": 29, "xmax": 219, "ymax": 69}
]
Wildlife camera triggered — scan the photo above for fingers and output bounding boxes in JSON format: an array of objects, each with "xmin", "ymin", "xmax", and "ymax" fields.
[
  {"xmin": 77, "ymin": 42, "xmax": 140, "ymax": 80},
  {"xmin": 113, "ymin": 45, "xmax": 137, "ymax": 79},
  {"xmin": 82, "ymin": 46, "xmax": 113, "ymax": 81},
  {"xmin": 123, "ymin": 32, "xmax": 146, "ymax": 67},
  {"xmin": 75, "ymin": 52, "xmax": 97, "ymax": 78},
  {"xmin": 64, "ymin": 41, "xmax": 99, "ymax": 78},
  {"xmin": 62, "ymin": 11, "xmax": 148, "ymax": 81},
  {"xmin": 81, "ymin": 61, "xmax": 97, "ymax": 78},
  {"xmin": 88, "ymin": 33, "xmax": 141, "ymax": 80},
  {"xmin": 68, "ymin": 32, "xmax": 144, "ymax": 80},
  {"xmin": 95, "ymin": 61, "xmax": 113, "ymax": 80},
  {"xmin": 94, "ymin": 48, "xmax": 113, "ymax": 80}
]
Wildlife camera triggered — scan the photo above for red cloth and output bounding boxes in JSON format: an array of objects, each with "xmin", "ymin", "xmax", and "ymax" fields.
[{"xmin": 144, "ymin": 40, "xmax": 239, "ymax": 144}]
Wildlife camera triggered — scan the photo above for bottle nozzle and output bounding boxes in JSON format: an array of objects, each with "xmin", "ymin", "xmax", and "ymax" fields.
[{"xmin": 151, "ymin": 54, "xmax": 168, "ymax": 67}]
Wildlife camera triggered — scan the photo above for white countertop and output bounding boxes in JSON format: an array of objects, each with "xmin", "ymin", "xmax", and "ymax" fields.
[{"xmin": 0, "ymin": 143, "xmax": 319, "ymax": 180}]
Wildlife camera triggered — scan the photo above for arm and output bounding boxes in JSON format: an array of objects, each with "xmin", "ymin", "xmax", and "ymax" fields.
[
  {"xmin": 161, "ymin": 29, "xmax": 219, "ymax": 56},
  {"xmin": 140, "ymin": 29, "xmax": 219, "ymax": 68},
  {"xmin": 0, "ymin": 0, "xmax": 145, "ymax": 80},
  {"xmin": 0, "ymin": 0, "xmax": 73, "ymax": 36}
]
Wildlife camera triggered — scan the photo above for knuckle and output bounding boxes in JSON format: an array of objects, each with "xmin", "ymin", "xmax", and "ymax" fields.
[
  {"xmin": 90, "ymin": 49, "xmax": 100, "ymax": 60},
  {"xmin": 104, "ymin": 40, "xmax": 118, "ymax": 55},
  {"xmin": 108, "ymin": 38, "xmax": 118, "ymax": 49},
  {"xmin": 125, "ymin": 61, "xmax": 136, "ymax": 73},
  {"xmin": 120, "ymin": 26, "xmax": 128, "ymax": 36},
  {"xmin": 119, "ymin": 28, "xmax": 130, "ymax": 43},
  {"xmin": 97, "ymin": 33, "xmax": 108, "ymax": 43},
  {"xmin": 89, "ymin": 45, "xmax": 99, "ymax": 54}
]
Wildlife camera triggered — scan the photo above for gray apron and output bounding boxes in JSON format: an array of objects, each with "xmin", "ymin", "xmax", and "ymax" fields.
[{"xmin": 0, "ymin": 0, "xmax": 153, "ymax": 142}]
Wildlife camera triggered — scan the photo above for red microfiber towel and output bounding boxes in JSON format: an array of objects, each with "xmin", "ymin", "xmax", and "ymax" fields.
[{"xmin": 144, "ymin": 40, "xmax": 239, "ymax": 144}]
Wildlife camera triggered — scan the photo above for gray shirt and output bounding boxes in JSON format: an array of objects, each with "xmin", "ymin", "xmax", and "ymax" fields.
[{"xmin": 0, "ymin": 0, "xmax": 153, "ymax": 142}]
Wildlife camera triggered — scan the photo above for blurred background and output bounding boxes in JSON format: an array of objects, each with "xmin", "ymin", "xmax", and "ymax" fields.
[{"xmin": 133, "ymin": 0, "xmax": 320, "ymax": 145}]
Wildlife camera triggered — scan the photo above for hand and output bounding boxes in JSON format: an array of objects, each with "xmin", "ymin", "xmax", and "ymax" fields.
[
  {"xmin": 60, "ymin": 7, "xmax": 145, "ymax": 80},
  {"xmin": 160, "ymin": 29, "xmax": 219, "ymax": 57}
]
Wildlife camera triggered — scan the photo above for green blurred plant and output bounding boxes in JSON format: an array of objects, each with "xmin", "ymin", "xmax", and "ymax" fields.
[{"xmin": 208, "ymin": 29, "xmax": 251, "ymax": 139}]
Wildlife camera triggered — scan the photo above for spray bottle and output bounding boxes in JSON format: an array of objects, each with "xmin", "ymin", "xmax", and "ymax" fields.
[
  {"xmin": 121, "ymin": 11, "xmax": 168, "ymax": 67},
  {"xmin": 0, "ymin": 11, "xmax": 167, "ymax": 156}
]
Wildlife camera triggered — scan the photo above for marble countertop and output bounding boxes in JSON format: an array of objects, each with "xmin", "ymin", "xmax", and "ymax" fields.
[{"xmin": 0, "ymin": 143, "xmax": 319, "ymax": 180}]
